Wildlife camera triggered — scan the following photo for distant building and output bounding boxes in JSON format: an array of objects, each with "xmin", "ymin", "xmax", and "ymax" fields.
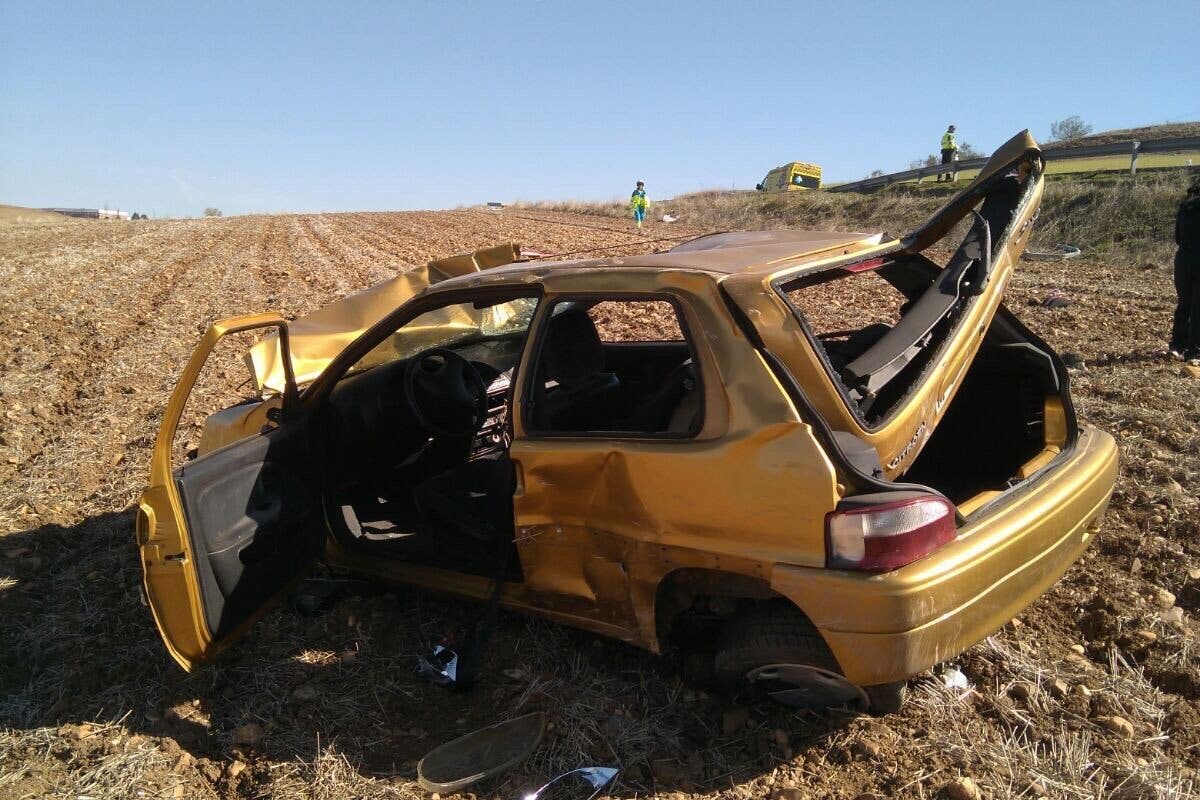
[{"xmin": 43, "ymin": 208, "xmax": 131, "ymax": 220}]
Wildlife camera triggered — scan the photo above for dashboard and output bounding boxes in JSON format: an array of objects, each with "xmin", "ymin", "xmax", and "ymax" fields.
[
  {"xmin": 468, "ymin": 370, "xmax": 512, "ymax": 461},
  {"xmin": 324, "ymin": 335, "xmax": 525, "ymax": 482}
]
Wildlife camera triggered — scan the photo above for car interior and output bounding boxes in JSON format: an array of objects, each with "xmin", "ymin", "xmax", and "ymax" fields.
[{"xmin": 320, "ymin": 296, "xmax": 703, "ymax": 578}]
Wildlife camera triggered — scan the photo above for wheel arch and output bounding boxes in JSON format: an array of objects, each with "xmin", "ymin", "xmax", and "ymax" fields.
[{"xmin": 652, "ymin": 566, "xmax": 802, "ymax": 650}]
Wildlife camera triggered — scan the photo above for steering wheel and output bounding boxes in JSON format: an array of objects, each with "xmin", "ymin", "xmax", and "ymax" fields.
[{"xmin": 402, "ymin": 348, "xmax": 489, "ymax": 437}]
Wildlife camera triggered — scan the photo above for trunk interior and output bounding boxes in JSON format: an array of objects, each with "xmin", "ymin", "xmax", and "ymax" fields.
[{"xmin": 900, "ymin": 316, "xmax": 1073, "ymax": 513}]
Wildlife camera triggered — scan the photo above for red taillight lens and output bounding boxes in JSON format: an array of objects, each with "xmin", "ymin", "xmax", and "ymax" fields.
[{"xmin": 826, "ymin": 495, "xmax": 956, "ymax": 571}]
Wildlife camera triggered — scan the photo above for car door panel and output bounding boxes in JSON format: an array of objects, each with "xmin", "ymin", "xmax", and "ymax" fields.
[
  {"xmin": 138, "ymin": 313, "xmax": 317, "ymax": 670},
  {"xmin": 509, "ymin": 289, "xmax": 839, "ymax": 650},
  {"xmin": 175, "ymin": 427, "xmax": 321, "ymax": 638}
]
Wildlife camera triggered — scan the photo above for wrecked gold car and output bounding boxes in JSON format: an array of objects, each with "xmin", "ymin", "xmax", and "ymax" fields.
[{"xmin": 137, "ymin": 131, "xmax": 1117, "ymax": 712}]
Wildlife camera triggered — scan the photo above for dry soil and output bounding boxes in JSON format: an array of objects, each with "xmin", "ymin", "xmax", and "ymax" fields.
[{"xmin": 0, "ymin": 210, "xmax": 1197, "ymax": 799}]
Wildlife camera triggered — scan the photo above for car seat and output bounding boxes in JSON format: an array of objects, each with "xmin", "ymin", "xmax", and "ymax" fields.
[{"xmin": 535, "ymin": 308, "xmax": 620, "ymax": 430}]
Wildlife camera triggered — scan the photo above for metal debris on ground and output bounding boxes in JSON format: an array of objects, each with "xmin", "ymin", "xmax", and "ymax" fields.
[
  {"xmin": 1041, "ymin": 289, "xmax": 1072, "ymax": 309},
  {"xmin": 520, "ymin": 766, "xmax": 619, "ymax": 800},
  {"xmin": 1022, "ymin": 244, "xmax": 1081, "ymax": 261},
  {"xmin": 745, "ymin": 663, "xmax": 868, "ymax": 710}
]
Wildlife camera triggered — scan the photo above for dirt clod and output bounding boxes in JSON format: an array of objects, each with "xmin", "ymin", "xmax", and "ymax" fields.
[
  {"xmin": 944, "ymin": 776, "xmax": 982, "ymax": 800},
  {"xmin": 851, "ymin": 739, "xmax": 881, "ymax": 760},
  {"xmin": 722, "ymin": 706, "xmax": 749, "ymax": 736},
  {"xmin": 1097, "ymin": 716, "xmax": 1136, "ymax": 738},
  {"xmin": 233, "ymin": 723, "xmax": 265, "ymax": 747},
  {"xmin": 770, "ymin": 789, "xmax": 804, "ymax": 800},
  {"xmin": 1132, "ymin": 629, "xmax": 1158, "ymax": 644}
]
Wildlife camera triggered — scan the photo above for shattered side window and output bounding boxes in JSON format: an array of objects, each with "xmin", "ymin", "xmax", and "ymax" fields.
[
  {"xmin": 480, "ymin": 296, "xmax": 539, "ymax": 336},
  {"xmin": 587, "ymin": 300, "xmax": 683, "ymax": 342},
  {"xmin": 779, "ymin": 259, "xmax": 933, "ymax": 423},
  {"xmin": 778, "ymin": 162, "xmax": 1035, "ymax": 427},
  {"xmin": 786, "ymin": 271, "xmax": 908, "ymax": 347}
]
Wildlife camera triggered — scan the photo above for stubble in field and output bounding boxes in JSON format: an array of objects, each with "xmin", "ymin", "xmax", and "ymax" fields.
[{"xmin": 0, "ymin": 210, "xmax": 1196, "ymax": 799}]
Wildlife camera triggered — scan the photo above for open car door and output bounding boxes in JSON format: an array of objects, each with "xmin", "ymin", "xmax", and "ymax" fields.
[{"xmin": 136, "ymin": 314, "xmax": 323, "ymax": 670}]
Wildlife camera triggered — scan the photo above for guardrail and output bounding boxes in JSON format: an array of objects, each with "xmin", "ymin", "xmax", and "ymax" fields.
[{"xmin": 827, "ymin": 135, "xmax": 1200, "ymax": 193}]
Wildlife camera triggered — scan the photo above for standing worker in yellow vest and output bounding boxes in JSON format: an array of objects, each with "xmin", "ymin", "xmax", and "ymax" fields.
[
  {"xmin": 938, "ymin": 125, "xmax": 958, "ymax": 183},
  {"xmin": 630, "ymin": 181, "xmax": 649, "ymax": 231}
]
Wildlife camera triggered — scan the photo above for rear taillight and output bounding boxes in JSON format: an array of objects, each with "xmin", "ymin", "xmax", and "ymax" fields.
[{"xmin": 826, "ymin": 494, "xmax": 956, "ymax": 571}]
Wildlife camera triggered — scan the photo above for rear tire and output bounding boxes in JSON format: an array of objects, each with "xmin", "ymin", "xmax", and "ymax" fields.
[
  {"xmin": 714, "ymin": 608, "xmax": 840, "ymax": 681},
  {"xmin": 864, "ymin": 680, "xmax": 907, "ymax": 714},
  {"xmin": 713, "ymin": 606, "xmax": 906, "ymax": 714}
]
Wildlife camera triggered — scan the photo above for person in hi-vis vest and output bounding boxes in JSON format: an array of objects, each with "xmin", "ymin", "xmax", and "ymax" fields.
[
  {"xmin": 938, "ymin": 125, "xmax": 958, "ymax": 183},
  {"xmin": 630, "ymin": 181, "xmax": 649, "ymax": 230}
]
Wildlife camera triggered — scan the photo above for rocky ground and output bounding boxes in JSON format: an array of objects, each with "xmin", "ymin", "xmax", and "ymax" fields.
[{"xmin": 0, "ymin": 210, "xmax": 1197, "ymax": 799}]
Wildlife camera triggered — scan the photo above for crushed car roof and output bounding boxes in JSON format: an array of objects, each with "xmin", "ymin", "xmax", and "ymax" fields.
[
  {"xmin": 471, "ymin": 229, "xmax": 888, "ymax": 282},
  {"xmin": 247, "ymin": 230, "xmax": 889, "ymax": 392}
]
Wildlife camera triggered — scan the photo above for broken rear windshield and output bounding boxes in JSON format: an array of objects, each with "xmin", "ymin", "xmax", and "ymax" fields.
[
  {"xmin": 774, "ymin": 160, "xmax": 1037, "ymax": 428},
  {"xmin": 780, "ymin": 257, "xmax": 938, "ymax": 425}
]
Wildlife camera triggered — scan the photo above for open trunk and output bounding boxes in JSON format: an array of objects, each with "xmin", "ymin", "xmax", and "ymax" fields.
[
  {"xmin": 899, "ymin": 311, "xmax": 1073, "ymax": 514},
  {"xmin": 767, "ymin": 130, "xmax": 1074, "ymax": 515},
  {"xmin": 786, "ymin": 262, "xmax": 1074, "ymax": 515}
]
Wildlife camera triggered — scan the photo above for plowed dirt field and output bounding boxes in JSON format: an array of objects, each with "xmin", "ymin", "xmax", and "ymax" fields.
[{"xmin": 1, "ymin": 211, "xmax": 1197, "ymax": 799}]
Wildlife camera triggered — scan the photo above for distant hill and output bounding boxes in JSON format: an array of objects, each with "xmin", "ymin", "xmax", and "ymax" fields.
[
  {"xmin": 516, "ymin": 168, "xmax": 1194, "ymax": 264},
  {"xmin": 1048, "ymin": 121, "xmax": 1200, "ymax": 149},
  {"xmin": 0, "ymin": 205, "xmax": 73, "ymax": 225}
]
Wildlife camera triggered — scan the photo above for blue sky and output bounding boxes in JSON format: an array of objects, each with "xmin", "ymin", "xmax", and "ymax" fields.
[{"xmin": 2, "ymin": 1, "xmax": 1197, "ymax": 217}]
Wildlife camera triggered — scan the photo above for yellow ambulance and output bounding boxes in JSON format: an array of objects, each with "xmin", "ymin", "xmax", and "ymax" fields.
[{"xmin": 757, "ymin": 161, "xmax": 822, "ymax": 192}]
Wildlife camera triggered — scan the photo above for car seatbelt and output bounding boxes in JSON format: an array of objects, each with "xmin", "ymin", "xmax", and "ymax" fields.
[{"xmin": 451, "ymin": 541, "xmax": 515, "ymax": 689}]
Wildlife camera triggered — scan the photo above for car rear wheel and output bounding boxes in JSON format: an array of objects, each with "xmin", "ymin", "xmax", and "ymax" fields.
[{"xmin": 713, "ymin": 606, "xmax": 906, "ymax": 714}]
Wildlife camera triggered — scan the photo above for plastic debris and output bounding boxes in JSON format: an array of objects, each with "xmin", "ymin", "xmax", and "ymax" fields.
[
  {"xmin": 941, "ymin": 668, "xmax": 971, "ymax": 690},
  {"xmin": 415, "ymin": 644, "xmax": 458, "ymax": 686},
  {"xmin": 1041, "ymin": 290, "xmax": 1072, "ymax": 309}
]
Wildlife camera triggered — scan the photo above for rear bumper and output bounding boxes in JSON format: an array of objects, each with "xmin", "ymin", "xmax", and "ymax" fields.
[{"xmin": 770, "ymin": 426, "xmax": 1118, "ymax": 686}]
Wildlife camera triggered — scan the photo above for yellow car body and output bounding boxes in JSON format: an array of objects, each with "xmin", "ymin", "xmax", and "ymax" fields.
[{"xmin": 137, "ymin": 131, "xmax": 1117, "ymax": 707}]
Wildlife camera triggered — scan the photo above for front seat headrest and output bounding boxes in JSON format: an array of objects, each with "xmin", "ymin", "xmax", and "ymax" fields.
[{"xmin": 543, "ymin": 308, "xmax": 605, "ymax": 387}]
